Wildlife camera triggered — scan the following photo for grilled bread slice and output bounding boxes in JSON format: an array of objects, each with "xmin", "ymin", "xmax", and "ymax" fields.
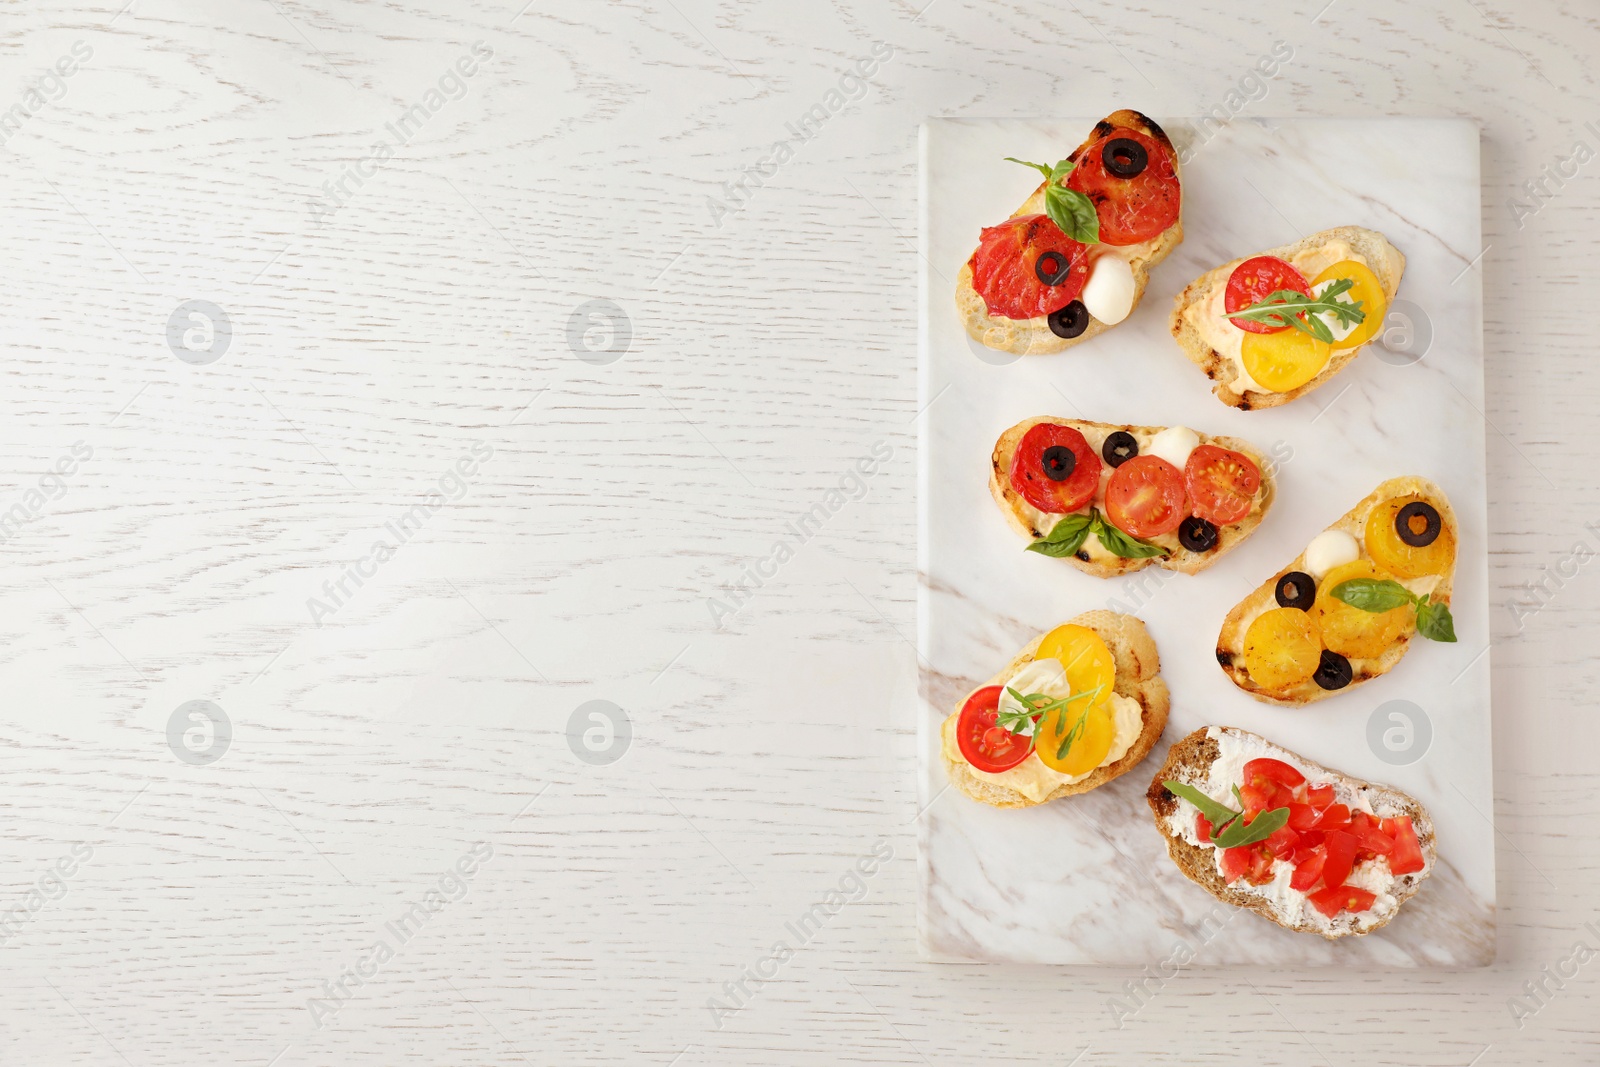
[
  {"xmin": 957, "ymin": 109, "xmax": 1183, "ymax": 355},
  {"xmin": 941, "ymin": 611, "xmax": 1168, "ymax": 809},
  {"xmin": 1170, "ymin": 226, "xmax": 1404, "ymax": 410},
  {"xmin": 990, "ymin": 416, "xmax": 1276, "ymax": 579},
  {"xmin": 1147, "ymin": 726, "xmax": 1437, "ymax": 940}
]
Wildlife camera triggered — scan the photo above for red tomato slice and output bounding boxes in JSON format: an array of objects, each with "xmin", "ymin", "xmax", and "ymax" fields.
[
  {"xmin": 1195, "ymin": 813, "xmax": 1214, "ymax": 844},
  {"xmin": 970, "ymin": 214, "xmax": 1089, "ymax": 320},
  {"xmin": 1009, "ymin": 423, "xmax": 1101, "ymax": 515},
  {"xmin": 1387, "ymin": 816, "xmax": 1426, "ymax": 875},
  {"xmin": 1185, "ymin": 445, "xmax": 1262, "ymax": 525},
  {"xmin": 1309, "ymin": 885, "xmax": 1377, "ymax": 918},
  {"xmin": 1105, "ymin": 455, "xmax": 1185, "ymax": 538},
  {"xmin": 955, "ymin": 686, "xmax": 1031, "ymax": 773},
  {"xmin": 1065, "ymin": 128, "xmax": 1180, "ymax": 246},
  {"xmin": 1290, "ymin": 850, "xmax": 1326, "ymax": 892},
  {"xmin": 1307, "ymin": 784, "xmax": 1336, "ymax": 811},
  {"xmin": 1225, "ymin": 255, "xmax": 1310, "ymax": 333},
  {"xmin": 1320, "ymin": 829, "xmax": 1358, "ymax": 889}
]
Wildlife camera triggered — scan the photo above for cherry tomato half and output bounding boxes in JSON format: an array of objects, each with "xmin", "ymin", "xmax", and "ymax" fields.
[
  {"xmin": 1009, "ymin": 423, "xmax": 1101, "ymax": 515},
  {"xmin": 1184, "ymin": 444, "xmax": 1262, "ymax": 525},
  {"xmin": 1066, "ymin": 128, "xmax": 1180, "ymax": 246},
  {"xmin": 1225, "ymin": 255, "xmax": 1310, "ymax": 334},
  {"xmin": 1105, "ymin": 455, "xmax": 1186, "ymax": 538},
  {"xmin": 954, "ymin": 686, "xmax": 1031, "ymax": 774},
  {"xmin": 970, "ymin": 214, "xmax": 1089, "ymax": 320}
]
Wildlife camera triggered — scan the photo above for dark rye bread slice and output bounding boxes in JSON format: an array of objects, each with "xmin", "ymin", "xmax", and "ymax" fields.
[
  {"xmin": 956, "ymin": 109, "xmax": 1183, "ymax": 356},
  {"xmin": 1145, "ymin": 727, "xmax": 1437, "ymax": 940},
  {"xmin": 990, "ymin": 416, "xmax": 1276, "ymax": 579}
]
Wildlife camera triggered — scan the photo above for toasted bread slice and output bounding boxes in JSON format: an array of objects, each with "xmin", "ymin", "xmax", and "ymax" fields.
[
  {"xmin": 1217, "ymin": 476, "xmax": 1457, "ymax": 707},
  {"xmin": 990, "ymin": 416, "xmax": 1276, "ymax": 579},
  {"xmin": 956, "ymin": 109, "xmax": 1183, "ymax": 355},
  {"xmin": 940, "ymin": 610, "xmax": 1168, "ymax": 808},
  {"xmin": 1169, "ymin": 226, "xmax": 1405, "ymax": 410},
  {"xmin": 1147, "ymin": 726, "xmax": 1437, "ymax": 939}
]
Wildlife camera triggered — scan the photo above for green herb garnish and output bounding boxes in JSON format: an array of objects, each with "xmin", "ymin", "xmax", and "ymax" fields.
[
  {"xmin": 1331, "ymin": 578, "xmax": 1457, "ymax": 642},
  {"xmin": 1163, "ymin": 780, "xmax": 1291, "ymax": 849},
  {"xmin": 1005, "ymin": 157, "xmax": 1100, "ymax": 244},
  {"xmin": 996, "ymin": 685, "xmax": 1106, "ymax": 760},
  {"xmin": 1229, "ymin": 277, "xmax": 1365, "ymax": 344},
  {"xmin": 1026, "ymin": 507, "xmax": 1167, "ymax": 560}
]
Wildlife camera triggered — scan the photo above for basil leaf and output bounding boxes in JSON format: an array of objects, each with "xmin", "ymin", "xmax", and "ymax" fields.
[
  {"xmin": 1331, "ymin": 577, "xmax": 1416, "ymax": 614},
  {"xmin": 1162, "ymin": 781, "xmax": 1240, "ymax": 829},
  {"xmin": 1090, "ymin": 514, "xmax": 1168, "ymax": 559},
  {"xmin": 1004, "ymin": 156, "xmax": 1054, "ymax": 180},
  {"xmin": 1212, "ymin": 806, "xmax": 1291, "ymax": 849},
  {"xmin": 1415, "ymin": 596, "xmax": 1458, "ymax": 643},
  {"xmin": 1026, "ymin": 513, "xmax": 1093, "ymax": 558},
  {"xmin": 1044, "ymin": 183, "xmax": 1100, "ymax": 245}
]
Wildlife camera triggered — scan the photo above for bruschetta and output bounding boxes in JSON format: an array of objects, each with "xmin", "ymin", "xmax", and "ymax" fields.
[
  {"xmin": 1170, "ymin": 226, "xmax": 1404, "ymax": 409},
  {"xmin": 941, "ymin": 611, "xmax": 1168, "ymax": 808},
  {"xmin": 1147, "ymin": 726, "xmax": 1436, "ymax": 939},
  {"xmin": 991, "ymin": 417, "xmax": 1275, "ymax": 579},
  {"xmin": 957, "ymin": 109, "xmax": 1183, "ymax": 355},
  {"xmin": 1217, "ymin": 476, "xmax": 1457, "ymax": 706}
]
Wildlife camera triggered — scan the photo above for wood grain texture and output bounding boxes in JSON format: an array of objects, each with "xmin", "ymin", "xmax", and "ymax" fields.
[{"xmin": 0, "ymin": 0, "xmax": 1594, "ymax": 1064}]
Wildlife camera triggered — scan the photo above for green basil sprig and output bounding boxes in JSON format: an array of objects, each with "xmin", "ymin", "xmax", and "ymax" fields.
[
  {"xmin": 1229, "ymin": 277, "xmax": 1365, "ymax": 344},
  {"xmin": 1163, "ymin": 780, "xmax": 1291, "ymax": 849},
  {"xmin": 1331, "ymin": 578, "xmax": 1457, "ymax": 643},
  {"xmin": 1027, "ymin": 507, "xmax": 1166, "ymax": 560},
  {"xmin": 1005, "ymin": 157, "xmax": 1100, "ymax": 245}
]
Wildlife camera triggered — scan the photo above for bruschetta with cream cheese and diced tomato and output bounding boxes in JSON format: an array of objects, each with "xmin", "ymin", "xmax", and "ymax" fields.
[{"xmin": 957, "ymin": 109, "xmax": 1182, "ymax": 355}]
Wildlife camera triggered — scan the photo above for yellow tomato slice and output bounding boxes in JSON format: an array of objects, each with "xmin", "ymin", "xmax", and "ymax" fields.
[
  {"xmin": 1365, "ymin": 495, "xmax": 1455, "ymax": 578},
  {"xmin": 1312, "ymin": 560, "xmax": 1414, "ymax": 659},
  {"xmin": 1034, "ymin": 624, "xmax": 1114, "ymax": 708},
  {"xmin": 1241, "ymin": 327, "xmax": 1331, "ymax": 393},
  {"xmin": 1034, "ymin": 701, "xmax": 1114, "ymax": 775},
  {"xmin": 1241, "ymin": 607, "xmax": 1322, "ymax": 691},
  {"xmin": 1311, "ymin": 260, "xmax": 1387, "ymax": 350}
]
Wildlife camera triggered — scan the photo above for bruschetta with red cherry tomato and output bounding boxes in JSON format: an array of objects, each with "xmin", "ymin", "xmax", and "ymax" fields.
[
  {"xmin": 942, "ymin": 612, "xmax": 1168, "ymax": 808},
  {"xmin": 1217, "ymin": 476, "xmax": 1457, "ymax": 706},
  {"xmin": 957, "ymin": 109, "xmax": 1183, "ymax": 355},
  {"xmin": 990, "ymin": 417, "xmax": 1275, "ymax": 578},
  {"xmin": 1170, "ymin": 226, "xmax": 1404, "ymax": 409},
  {"xmin": 1148, "ymin": 727, "xmax": 1436, "ymax": 939}
]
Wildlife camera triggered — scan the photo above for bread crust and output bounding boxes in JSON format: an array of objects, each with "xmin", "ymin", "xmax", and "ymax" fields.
[
  {"xmin": 956, "ymin": 109, "xmax": 1183, "ymax": 356},
  {"xmin": 940, "ymin": 610, "xmax": 1168, "ymax": 809},
  {"xmin": 1146, "ymin": 727, "xmax": 1437, "ymax": 940},
  {"xmin": 1216, "ymin": 476, "xmax": 1457, "ymax": 707},
  {"xmin": 1168, "ymin": 226, "xmax": 1405, "ymax": 410},
  {"xmin": 989, "ymin": 416, "xmax": 1276, "ymax": 579}
]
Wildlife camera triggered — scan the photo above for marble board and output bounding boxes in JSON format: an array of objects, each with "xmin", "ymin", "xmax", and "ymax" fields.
[{"xmin": 916, "ymin": 117, "xmax": 1494, "ymax": 966}]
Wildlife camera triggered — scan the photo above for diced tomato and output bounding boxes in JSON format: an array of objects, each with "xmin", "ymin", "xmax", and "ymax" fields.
[
  {"xmin": 1306, "ymin": 784, "xmax": 1335, "ymax": 810},
  {"xmin": 1287, "ymin": 802, "xmax": 1318, "ymax": 831},
  {"xmin": 1239, "ymin": 783, "xmax": 1271, "ymax": 818},
  {"xmin": 1309, "ymin": 885, "xmax": 1377, "ymax": 918},
  {"xmin": 1387, "ymin": 816, "xmax": 1426, "ymax": 875},
  {"xmin": 1219, "ymin": 845, "xmax": 1251, "ymax": 884},
  {"xmin": 1264, "ymin": 825, "xmax": 1299, "ymax": 861},
  {"xmin": 1290, "ymin": 850, "xmax": 1326, "ymax": 892},
  {"xmin": 1195, "ymin": 813, "xmax": 1213, "ymax": 844},
  {"xmin": 1294, "ymin": 829, "xmax": 1323, "ymax": 852},
  {"xmin": 1349, "ymin": 812, "xmax": 1394, "ymax": 856},
  {"xmin": 1313, "ymin": 803, "xmax": 1351, "ymax": 831},
  {"xmin": 1242, "ymin": 757, "xmax": 1307, "ymax": 791},
  {"xmin": 1247, "ymin": 846, "xmax": 1277, "ymax": 884},
  {"xmin": 1321, "ymin": 830, "xmax": 1357, "ymax": 890}
]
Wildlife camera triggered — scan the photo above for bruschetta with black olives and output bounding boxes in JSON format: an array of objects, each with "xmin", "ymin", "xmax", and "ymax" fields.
[
  {"xmin": 1217, "ymin": 476, "xmax": 1457, "ymax": 706},
  {"xmin": 1170, "ymin": 226, "xmax": 1405, "ymax": 409},
  {"xmin": 957, "ymin": 109, "xmax": 1183, "ymax": 355},
  {"xmin": 990, "ymin": 416, "xmax": 1274, "ymax": 578}
]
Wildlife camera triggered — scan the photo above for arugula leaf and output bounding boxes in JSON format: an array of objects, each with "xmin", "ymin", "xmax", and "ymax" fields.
[
  {"xmin": 1212, "ymin": 806, "xmax": 1291, "ymax": 849},
  {"xmin": 1026, "ymin": 513, "xmax": 1093, "ymax": 558},
  {"xmin": 1162, "ymin": 780, "xmax": 1240, "ymax": 830},
  {"xmin": 1230, "ymin": 278, "xmax": 1365, "ymax": 344},
  {"xmin": 1415, "ymin": 595, "xmax": 1458, "ymax": 642},
  {"xmin": 1003, "ymin": 155, "xmax": 1100, "ymax": 244},
  {"xmin": 1331, "ymin": 578, "xmax": 1458, "ymax": 643},
  {"xmin": 1090, "ymin": 512, "xmax": 1168, "ymax": 559}
]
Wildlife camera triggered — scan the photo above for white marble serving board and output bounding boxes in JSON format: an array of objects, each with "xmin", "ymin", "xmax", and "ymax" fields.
[{"xmin": 916, "ymin": 118, "xmax": 1493, "ymax": 966}]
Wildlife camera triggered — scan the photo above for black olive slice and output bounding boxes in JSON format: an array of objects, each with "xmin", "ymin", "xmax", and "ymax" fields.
[
  {"xmin": 1034, "ymin": 251, "xmax": 1072, "ymax": 286},
  {"xmin": 1040, "ymin": 445, "xmax": 1076, "ymax": 481},
  {"xmin": 1313, "ymin": 649, "xmax": 1353, "ymax": 691},
  {"xmin": 1178, "ymin": 515, "xmax": 1218, "ymax": 552},
  {"xmin": 1101, "ymin": 431, "xmax": 1139, "ymax": 468},
  {"xmin": 1102, "ymin": 137, "xmax": 1148, "ymax": 179},
  {"xmin": 1274, "ymin": 571, "xmax": 1317, "ymax": 612},
  {"xmin": 1047, "ymin": 300, "xmax": 1090, "ymax": 339},
  {"xmin": 1396, "ymin": 501, "xmax": 1442, "ymax": 547}
]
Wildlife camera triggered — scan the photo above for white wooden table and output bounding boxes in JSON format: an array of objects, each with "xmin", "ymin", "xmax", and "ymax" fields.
[{"xmin": 0, "ymin": 2, "xmax": 1593, "ymax": 1064}]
